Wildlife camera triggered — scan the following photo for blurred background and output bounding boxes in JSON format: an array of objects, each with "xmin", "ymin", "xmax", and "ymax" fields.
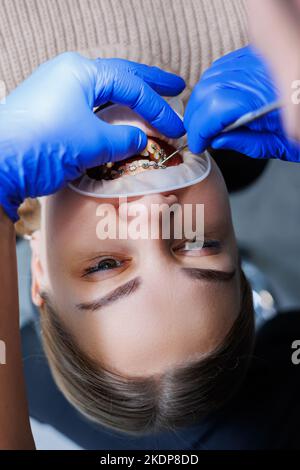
[{"xmin": 231, "ymin": 158, "xmax": 300, "ymax": 310}]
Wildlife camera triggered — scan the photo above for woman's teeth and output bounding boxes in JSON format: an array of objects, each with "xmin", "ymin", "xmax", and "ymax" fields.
[
  {"xmin": 146, "ymin": 138, "xmax": 167, "ymax": 162},
  {"xmin": 104, "ymin": 138, "xmax": 168, "ymax": 172},
  {"xmin": 85, "ymin": 137, "xmax": 183, "ymax": 181}
]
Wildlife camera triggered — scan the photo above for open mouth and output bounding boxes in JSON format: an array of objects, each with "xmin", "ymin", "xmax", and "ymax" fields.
[
  {"xmin": 86, "ymin": 137, "xmax": 183, "ymax": 181},
  {"xmin": 68, "ymin": 99, "xmax": 212, "ymax": 198}
]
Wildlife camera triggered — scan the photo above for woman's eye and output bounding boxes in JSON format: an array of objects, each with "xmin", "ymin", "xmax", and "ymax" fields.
[
  {"xmin": 84, "ymin": 258, "xmax": 123, "ymax": 276},
  {"xmin": 97, "ymin": 259, "xmax": 122, "ymax": 271}
]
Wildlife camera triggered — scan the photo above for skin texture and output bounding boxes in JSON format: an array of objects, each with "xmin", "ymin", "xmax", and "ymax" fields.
[{"xmin": 30, "ymin": 159, "xmax": 241, "ymax": 378}]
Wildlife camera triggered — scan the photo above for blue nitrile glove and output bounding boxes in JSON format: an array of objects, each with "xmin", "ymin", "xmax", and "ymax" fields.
[
  {"xmin": 0, "ymin": 52, "xmax": 185, "ymax": 222},
  {"xmin": 184, "ymin": 45, "xmax": 300, "ymax": 162}
]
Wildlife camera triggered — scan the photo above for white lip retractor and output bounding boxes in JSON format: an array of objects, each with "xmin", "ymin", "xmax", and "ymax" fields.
[{"xmin": 68, "ymin": 97, "xmax": 211, "ymax": 199}]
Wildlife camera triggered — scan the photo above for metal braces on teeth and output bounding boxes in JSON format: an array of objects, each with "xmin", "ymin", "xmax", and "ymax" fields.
[
  {"xmin": 102, "ymin": 139, "xmax": 169, "ymax": 179},
  {"xmin": 126, "ymin": 160, "xmax": 167, "ymax": 173}
]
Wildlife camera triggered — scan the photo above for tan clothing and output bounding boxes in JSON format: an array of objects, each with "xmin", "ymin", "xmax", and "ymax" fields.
[{"xmin": 0, "ymin": 0, "xmax": 248, "ymax": 103}]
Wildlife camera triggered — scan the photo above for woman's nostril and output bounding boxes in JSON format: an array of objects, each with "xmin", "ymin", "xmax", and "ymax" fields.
[{"xmin": 161, "ymin": 193, "xmax": 179, "ymax": 204}]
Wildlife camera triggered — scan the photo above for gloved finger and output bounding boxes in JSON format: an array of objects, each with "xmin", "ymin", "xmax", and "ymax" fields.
[
  {"xmin": 201, "ymin": 46, "xmax": 263, "ymax": 79},
  {"xmin": 184, "ymin": 69, "xmax": 270, "ymax": 130},
  {"xmin": 205, "ymin": 45, "xmax": 269, "ymax": 80},
  {"xmin": 75, "ymin": 114, "xmax": 148, "ymax": 171},
  {"xmin": 185, "ymin": 89, "xmax": 259, "ymax": 154},
  {"xmin": 94, "ymin": 60, "xmax": 185, "ymax": 138},
  {"xmin": 211, "ymin": 129, "xmax": 289, "ymax": 159},
  {"xmin": 113, "ymin": 59, "xmax": 186, "ymax": 96}
]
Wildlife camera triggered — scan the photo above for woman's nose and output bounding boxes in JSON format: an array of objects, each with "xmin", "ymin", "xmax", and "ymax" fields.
[
  {"xmin": 123, "ymin": 193, "xmax": 179, "ymax": 220},
  {"xmin": 118, "ymin": 192, "xmax": 180, "ymax": 230},
  {"xmin": 129, "ymin": 192, "xmax": 179, "ymax": 209}
]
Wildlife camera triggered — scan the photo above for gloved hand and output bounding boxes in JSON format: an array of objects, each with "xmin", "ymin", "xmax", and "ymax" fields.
[
  {"xmin": 184, "ymin": 45, "xmax": 300, "ymax": 162},
  {"xmin": 0, "ymin": 52, "xmax": 185, "ymax": 222}
]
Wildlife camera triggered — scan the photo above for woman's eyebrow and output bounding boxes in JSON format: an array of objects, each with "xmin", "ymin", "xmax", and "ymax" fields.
[
  {"xmin": 75, "ymin": 269, "xmax": 235, "ymax": 312},
  {"xmin": 75, "ymin": 276, "xmax": 142, "ymax": 312},
  {"xmin": 181, "ymin": 267, "xmax": 236, "ymax": 282}
]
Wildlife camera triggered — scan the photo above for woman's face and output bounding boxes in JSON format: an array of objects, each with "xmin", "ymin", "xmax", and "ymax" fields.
[{"xmin": 31, "ymin": 159, "xmax": 240, "ymax": 378}]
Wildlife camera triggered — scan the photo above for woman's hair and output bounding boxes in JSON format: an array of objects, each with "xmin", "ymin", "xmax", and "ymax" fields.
[
  {"xmin": 15, "ymin": 198, "xmax": 41, "ymax": 237},
  {"xmin": 16, "ymin": 198, "xmax": 255, "ymax": 436},
  {"xmin": 38, "ymin": 270, "xmax": 254, "ymax": 436}
]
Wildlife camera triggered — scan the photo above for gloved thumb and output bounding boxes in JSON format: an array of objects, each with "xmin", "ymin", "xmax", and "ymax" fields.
[{"xmin": 76, "ymin": 112, "xmax": 148, "ymax": 171}]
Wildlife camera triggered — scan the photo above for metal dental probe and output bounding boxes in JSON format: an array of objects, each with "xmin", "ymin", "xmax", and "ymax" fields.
[{"xmin": 161, "ymin": 99, "xmax": 283, "ymax": 165}]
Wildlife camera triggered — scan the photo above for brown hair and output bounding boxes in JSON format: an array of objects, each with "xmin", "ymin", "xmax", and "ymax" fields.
[
  {"xmin": 15, "ymin": 198, "xmax": 41, "ymax": 237},
  {"xmin": 16, "ymin": 198, "xmax": 255, "ymax": 436},
  {"xmin": 39, "ymin": 270, "xmax": 254, "ymax": 436}
]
